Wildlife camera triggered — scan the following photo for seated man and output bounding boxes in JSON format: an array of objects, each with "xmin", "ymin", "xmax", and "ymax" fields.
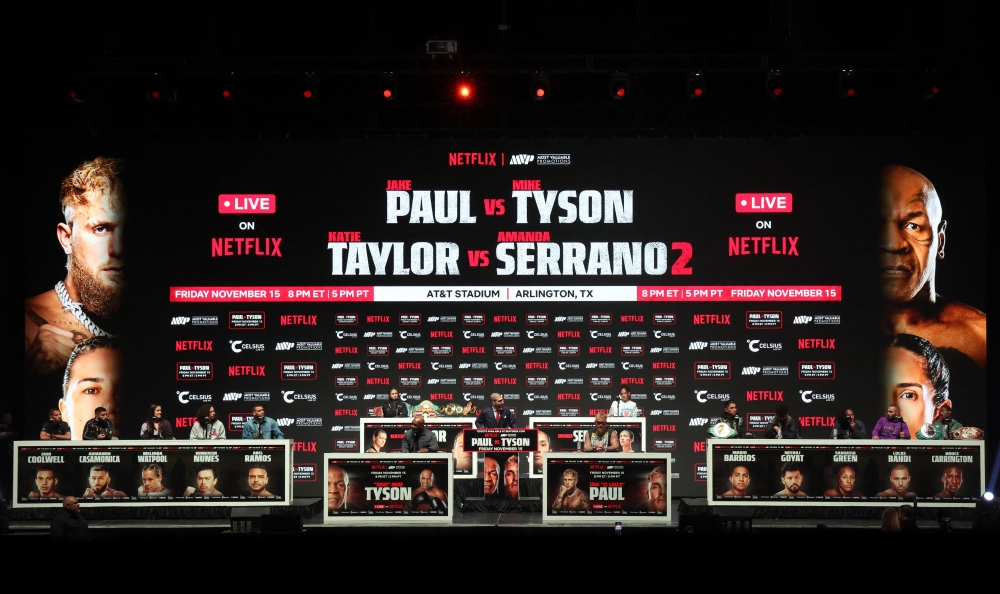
[
  {"xmin": 764, "ymin": 405, "xmax": 801, "ymax": 439},
  {"xmin": 40, "ymin": 408, "xmax": 71, "ymax": 440},
  {"xmin": 917, "ymin": 404, "xmax": 964, "ymax": 440},
  {"xmin": 582, "ymin": 412, "xmax": 620, "ymax": 452}
]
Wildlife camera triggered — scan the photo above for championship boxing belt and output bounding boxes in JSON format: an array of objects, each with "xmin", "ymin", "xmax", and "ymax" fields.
[
  {"xmin": 953, "ymin": 427, "xmax": 985, "ymax": 440},
  {"xmin": 709, "ymin": 422, "xmax": 736, "ymax": 439},
  {"xmin": 917, "ymin": 423, "xmax": 940, "ymax": 440}
]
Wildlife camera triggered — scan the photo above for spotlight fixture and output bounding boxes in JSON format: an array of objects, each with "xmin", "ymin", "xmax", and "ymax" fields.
[
  {"xmin": 299, "ymin": 72, "xmax": 320, "ymax": 100},
  {"xmin": 457, "ymin": 73, "xmax": 474, "ymax": 100},
  {"xmin": 530, "ymin": 72, "xmax": 550, "ymax": 100},
  {"xmin": 765, "ymin": 70, "xmax": 784, "ymax": 98},
  {"xmin": 221, "ymin": 72, "xmax": 238, "ymax": 102},
  {"xmin": 838, "ymin": 70, "xmax": 856, "ymax": 98},
  {"xmin": 610, "ymin": 71, "xmax": 629, "ymax": 100},
  {"xmin": 380, "ymin": 73, "xmax": 398, "ymax": 101},
  {"xmin": 687, "ymin": 71, "xmax": 705, "ymax": 99},
  {"xmin": 147, "ymin": 73, "xmax": 176, "ymax": 102}
]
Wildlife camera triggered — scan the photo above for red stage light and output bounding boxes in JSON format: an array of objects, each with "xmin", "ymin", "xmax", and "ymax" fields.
[
  {"xmin": 303, "ymin": 89, "xmax": 313, "ymax": 99},
  {"xmin": 151, "ymin": 90, "xmax": 161, "ymax": 99},
  {"xmin": 931, "ymin": 86, "xmax": 939, "ymax": 95},
  {"xmin": 460, "ymin": 86, "xmax": 471, "ymax": 98},
  {"xmin": 222, "ymin": 89, "xmax": 231, "ymax": 99},
  {"xmin": 536, "ymin": 88, "xmax": 545, "ymax": 98},
  {"xmin": 772, "ymin": 87, "xmax": 782, "ymax": 96},
  {"xmin": 693, "ymin": 87, "xmax": 703, "ymax": 97},
  {"xmin": 383, "ymin": 89, "xmax": 392, "ymax": 99},
  {"xmin": 69, "ymin": 90, "xmax": 78, "ymax": 99},
  {"xmin": 616, "ymin": 87, "xmax": 626, "ymax": 97},
  {"xmin": 846, "ymin": 88, "xmax": 855, "ymax": 97}
]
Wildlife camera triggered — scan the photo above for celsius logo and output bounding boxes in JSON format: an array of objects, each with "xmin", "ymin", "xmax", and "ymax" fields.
[
  {"xmin": 621, "ymin": 362, "xmax": 645, "ymax": 370},
  {"xmin": 368, "ymin": 362, "xmax": 389, "ymax": 370},
  {"xmin": 794, "ymin": 316, "xmax": 813, "ymax": 324},
  {"xmin": 800, "ymin": 390, "xmax": 835, "ymax": 403},
  {"xmin": 275, "ymin": 342, "xmax": 294, "ymax": 350},
  {"xmin": 653, "ymin": 330, "xmax": 676, "ymax": 338},
  {"xmin": 282, "ymin": 391, "xmax": 295, "ymax": 403},
  {"xmin": 464, "ymin": 331, "xmax": 485, "ymax": 339},
  {"xmin": 509, "ymin": 154, "xmax": 535, "ymax": 165},
  {"xmin": 431, "ymin": 362, "xmax": 453, "ymax": 370},
  {"xmin": 590, "ymin": 331, "xmax": 611, "ymax": 338},
  {"xmin": 336, "ymin": 331, "xmax": 358, "ymax": 339},
  {"xmin": 336, "ymin": 393, "xmax": 358, "ymax": 401},
  {"xmin": 399, "ymin": 331, "xmax": 422, "ymax": 339},
  {"xmin": 742, "ymin": 366, "xmax": 761, "ymax": 375},
  {"xmin": 747, "ymin": 340, "xmax": 782, "ymax": 352},
  {"xmin": 177, "ymin": 391, "xmax": 211, "ymax": 404},
  {"xmin": 527, "ymin": 331, "xmax": 548, "ymax": 339},
  {"xmin": 171, "ymin": 317, "xmax": 191, "ymax": 325},
  {"xmin": 695, "ymin": 390, "xmax": 709, "ymax": 403},
  {"xmin": 654, "ymin": 393, "xmax": 675, "ymax": 401},
  {"xmin": 689, "ymin": 342, "xmax": 707, "ymax": 350},
  {"xmin": 694, "ymin": 390, "xmax": 728, "ymax": 403},
  {"xmin": 230, "ymin": 340, "xmax": 265, "ymax": 353}
]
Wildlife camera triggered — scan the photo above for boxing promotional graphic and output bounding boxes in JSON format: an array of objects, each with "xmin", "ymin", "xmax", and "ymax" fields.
[
  {"xmin": 543, "ymin": 454, "xmax": 672, "ymax": 522},
  {"xmin": 13, "ymin": 440, "xmax": 291, "ymax": 507},
  {"xmin": 23, "ymin": 139, "xmax": 987, "ymax": 498},
  {"xmin": 528, "ymin": 418, "xmax": 645, "ymax": 475},
  {"xmin": 361, "ymin": 418, "xmax": 475, "ymax": 476},
  {"xmin": 324, "ymin": 454, "xmax": 452, "ymax": 522},
  {"xmin": 708, "ymin": 439, "xmax": 984, "ymax": 506}
]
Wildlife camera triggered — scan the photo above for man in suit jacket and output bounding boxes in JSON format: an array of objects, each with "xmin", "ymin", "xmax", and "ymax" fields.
[{"xmin": 475, "ymin": 393, "xmax": 517, "ymax": 428}]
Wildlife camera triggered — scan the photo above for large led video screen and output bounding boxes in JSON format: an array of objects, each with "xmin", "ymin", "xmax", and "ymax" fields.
[{"xmin": 22, "ymin": 139, "xmax": 986, "ymax": 498}]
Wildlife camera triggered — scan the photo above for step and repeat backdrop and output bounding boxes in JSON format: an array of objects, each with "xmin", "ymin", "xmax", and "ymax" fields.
[{"xmin": 23, "ymin": 139, "xmax": 986, "ymax": 498}]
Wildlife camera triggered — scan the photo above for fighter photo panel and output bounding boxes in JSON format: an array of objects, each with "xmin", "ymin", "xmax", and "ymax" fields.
[
  {"xmin": 528, "ymin": 417, "xmax": 646, "ymax": 476},
  {"xmin": 542, "ymin": 453, "xmax": 672, "ymax": 523},
  {"xmin": 14, "ymin": 440, "xmax": 292, "ymax": 507},
  {"xmin": 360, "ymin": 417, "xmax": 477, "ymax": 478},
  {"xmin": 324, "ymin": 453, "xmax": 453, "ymax": 523},
  {"xmin": 707, "ymin": 439, "xmax": 984, "ymax": 507}
]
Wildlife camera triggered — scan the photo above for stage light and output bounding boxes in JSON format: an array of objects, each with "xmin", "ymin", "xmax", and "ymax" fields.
[
  {"xmin": 531, "ymin": 72, "xmax": 550, "ymax": 101},
  {"xmin": 147, "ymin": 73, "xmax": 176, "ymax": 102},
  {"xmin": 301, "ymin": 72, "xmax": 318, "ymax": 101},
  {"xmin": 456, "ymin": 73, "xmax": 474, "ymax": 100},
  {"xmin": 838, "ymin": 70, "xmax": 856, "ymax": 98},
  {"xmin": 974, "ymin": 492, "xmax": 999, "ymax": 531},
  {"xmin": 687, "ymin": 72, "xmax": 705, "ymax": 99},
  {"xmin": 380, "ymin": 73, "xmax": 398, "ymax": 101},
  {"xmin": 765, "ymin": 70, "xmax": 784, "ymax": 99},
  {"xmin": 986, "ymin": 492, "xmax": 995, "ymax": 502},
  {"xmin": 220, "ymin": 72, "xmax": 238, "ymax": 102},
  {"xmin": 610, "ymin": 72, "xmax": 629, "ymax": 100}
]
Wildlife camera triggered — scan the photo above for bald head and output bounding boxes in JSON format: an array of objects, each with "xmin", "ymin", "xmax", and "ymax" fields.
[
  {"xmin": 879, "ymin": 165, "xmax": 946, "ymax": 304},
  {"xmin": 63, "ymin": 496, "xmax": 80, "ymax": 512}
]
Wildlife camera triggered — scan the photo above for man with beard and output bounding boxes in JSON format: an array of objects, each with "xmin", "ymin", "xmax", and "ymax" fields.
[
  {"xmin": 241, "ymin": 405, "xmax": 284, "ymax": 440},
  {"xmin": 410, "ymin": 469, "xmax": 448, "ymax": 511},
  {"xmin": 773, "ymin": 462, "xmax": 808, "ymax": 497},
  {"xmin": 935, "ymin": 466, "xmax": 963, "ymax": 498},
  {"xmin": 721, "ymin": 465, "xmax": 750, "ymax": 497},
  {"xmin": 551, "ymin": 468, "xmax": 589, "ymax": 512},
  {"xmin": 82, "ymin": 464, "xmax": 126, "ymax": 498},
  {"xmin": 877, "ymin": 464, "xmax": 916, "ymax": 498},
  {"xmin": 40, "ymin": 408, "xmax": 71, "ymax": 440},
  {"xmin": 82, "ymin": 407, "xmax": 115, "ymax": 441},
  {"xmin": 401, "ymin": 416, "xmax": 437, "ymax": 453},
  {"xmin": 137, "ymin": 463, "xmax": 172, "ymax": 497},
  {"xmin": 247, "ymin": 465, "xmax": 274, "ymax": 497},
  {"xmin": 711, "ymin": 401, "xmax": 749, "ymax": 439},
  {"xmin": 61, "ymin": 338, "xmax": 122, "ymax": 440},
  {"xmin": 26, "ymin": 157, "xmax": 126, "ymax": 376},
  {"xmin": 583, "ymin": 412, "xmax": 620, "ymax": 452},
  {"xmin": 646, "ymin": 465, "xmax": 668, "ymax": 512},
  {"xmin": 502, "ymin": 455, "xmax": 519, "ymax": 498},
  {"xmin": 764, "ymin": 405, "xmax": 801, "ymax": 439}
]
